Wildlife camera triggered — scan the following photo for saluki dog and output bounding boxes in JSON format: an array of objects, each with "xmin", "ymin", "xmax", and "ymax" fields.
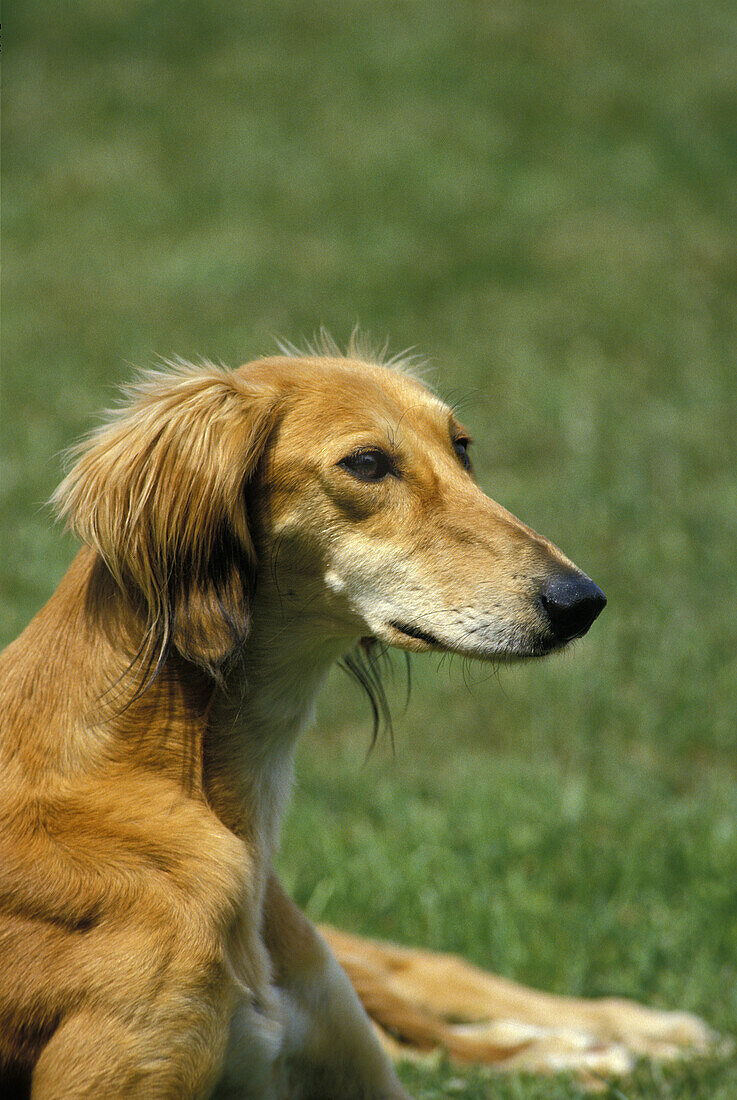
[{"xmin": 0, "ymin": 342, "xmax": 712, "ymax": 1097}]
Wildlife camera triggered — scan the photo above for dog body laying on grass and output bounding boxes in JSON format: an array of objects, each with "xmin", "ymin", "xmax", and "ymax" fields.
[{"xmin": 0, "ymin": 344, "xmax": 712, "ymax": 1097}]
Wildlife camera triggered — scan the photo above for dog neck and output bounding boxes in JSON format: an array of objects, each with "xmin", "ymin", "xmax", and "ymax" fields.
[{"xmin": 204, "ymin": 583, "xmax": 352, "ymax": 851}]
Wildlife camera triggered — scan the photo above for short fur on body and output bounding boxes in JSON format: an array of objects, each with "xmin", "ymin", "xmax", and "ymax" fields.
[{"xmin": 0, "ymin": 346, "xmax": 712, "ymax": 1097}]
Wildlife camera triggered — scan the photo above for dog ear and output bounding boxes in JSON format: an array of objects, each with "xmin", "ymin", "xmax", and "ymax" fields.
[{"xmin": 53, "ymin": 362, "xmax": 279, "ymax": 677}]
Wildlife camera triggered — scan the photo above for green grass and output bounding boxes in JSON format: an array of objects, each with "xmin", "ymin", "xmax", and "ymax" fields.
[{"xmin": 3, "ymin": 2, "xmax": 737, "ymax": 1096}]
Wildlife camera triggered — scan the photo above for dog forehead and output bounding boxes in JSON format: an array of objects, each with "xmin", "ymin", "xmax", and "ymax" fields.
[{"xmin": 269, "ymin": 356, "xmax": 451, "ymax": 442}]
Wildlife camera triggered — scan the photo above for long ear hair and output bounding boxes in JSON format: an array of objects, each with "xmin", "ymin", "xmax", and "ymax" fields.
[{"xmin": 52, "ymin": 360, "xmax": 279, "ymax": 680}]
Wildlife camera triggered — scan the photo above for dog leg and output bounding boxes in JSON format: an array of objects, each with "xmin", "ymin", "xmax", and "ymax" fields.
[
  {"xmin": 257, "ymin": 876, "xmax": 410, "ymax": 1100},
  {"xmin": 320, "ymin": 926, "xmax": 716, "ymax": 1076},
  {"xmin": 31, "ymin": 998, "xmax": 231, "ymax": 1100}
]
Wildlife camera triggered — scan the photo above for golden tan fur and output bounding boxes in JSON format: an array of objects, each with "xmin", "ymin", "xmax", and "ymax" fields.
[{"xmin": 0, "ymin": 349, "xmax": 712, "ymax": 1097}]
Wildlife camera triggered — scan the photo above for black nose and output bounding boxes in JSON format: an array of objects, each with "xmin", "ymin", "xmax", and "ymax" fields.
[{"xmin": 540, "ymin": 572, "xmax": 607, "ymax": 644}]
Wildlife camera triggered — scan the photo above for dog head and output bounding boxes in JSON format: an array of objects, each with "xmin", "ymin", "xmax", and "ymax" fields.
[
  {"xmin": 54, "ymin": 350, "xmax": 604, "ymax": 678},
  {"xmin": 245, "ymin": 352, "xmax": 606, "ymax": 661}
]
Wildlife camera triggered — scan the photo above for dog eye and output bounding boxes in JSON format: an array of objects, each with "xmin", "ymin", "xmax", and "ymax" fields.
[
  {"xmin": 453, "ymin": 438, "xmax": 471, "ymax": 470},
  {"xmin": 338, "ymin": 448, "xmax": 394, "ymax": 482}
]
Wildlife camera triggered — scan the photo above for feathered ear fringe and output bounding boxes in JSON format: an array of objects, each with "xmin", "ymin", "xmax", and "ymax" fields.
[{"xmin": 52, "ymin": 360, "xmax": 279, "ymax": 681}]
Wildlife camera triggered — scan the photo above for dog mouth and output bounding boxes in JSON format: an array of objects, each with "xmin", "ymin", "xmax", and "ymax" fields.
[
  {"xmin": 388, "ymin": 620, "xmax": 442, "ymax": 648},
  {"xmin": 380, "ymin": 618, "xmax": 558, "ymax": 660}
]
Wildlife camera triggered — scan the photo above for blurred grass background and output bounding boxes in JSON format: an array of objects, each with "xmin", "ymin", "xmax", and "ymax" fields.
[{"xmin": 3, "ymin": 2, "xmax": 736, "ymax": 1096}]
